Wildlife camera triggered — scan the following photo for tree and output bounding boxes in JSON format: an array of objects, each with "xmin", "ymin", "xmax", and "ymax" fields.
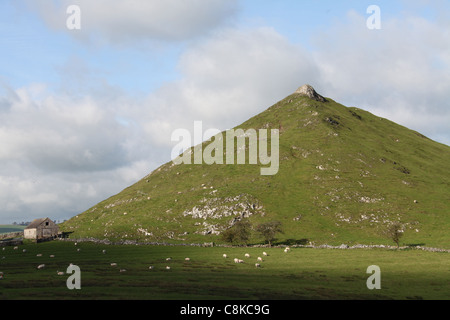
[
  {"xmin": 386, "ymin": 222, "xmax": 404, "ymax": 248},
  {"xmin": 221, "ymin": 220, "xmax": 252, "ymax": 245},
  {"xmin": 256, "ymin": 221, "xmax": 283, "ymax": 247}
]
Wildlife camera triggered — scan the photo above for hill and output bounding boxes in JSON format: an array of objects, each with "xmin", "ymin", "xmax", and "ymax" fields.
[{"xmin": 60, "ymin": 85, "xmax": 450, "ymax": 248}]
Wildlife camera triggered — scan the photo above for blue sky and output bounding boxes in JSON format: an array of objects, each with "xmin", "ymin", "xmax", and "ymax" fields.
[{"xmin": 0, "ymin": 0, "xmax": 449, "ymax": 223}]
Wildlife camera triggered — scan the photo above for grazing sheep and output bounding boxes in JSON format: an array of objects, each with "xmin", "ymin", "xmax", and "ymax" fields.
[
  {"xmin": 13, "ymin": 246, "xmax": 18, "ymax": 250},
  {"xmin": 22, "ymin": 249, "xmax": 27, "ymax": 253},
  {"xmin": 185, "ymin": 257, "xmax": 190, "ymax": 261},
  {"xmin": 223, "ymin": 254, "xmax": 227, "ymax": 258},
  {"xmin": 166, "ymin": 266, "xmax": 171, "ymax": 270},
  {"xmin": 257, "ymin": 257, "xmax": 263, "ymax": 262},
  {"xmin": 57, "ymin": 271, "xmax": 64, "ymax": 276},
  {"xmin": 263, "ymin": 252, "xmax": 268, "ymax": 256},
  {"xmin": 119, "ymin": 269, "xmax": 126, "ymax": 273},
  {"xmin": 166, "ymin": 257, "xmax": 172, "ymax": 261},
  {"xmin": 77, "ymin": 248, "xmax": 81, "ymax": 252},
  {"xmin": 49, "ymin": 255, "xmax": 55, "ymax": 258},
  {"xmin": 110, "ymin": 263, "xmax": 117, "ymax": 267},
  {"xmin": 255, "ymin": 263, "xmax": 261, "ymax": 268},
  {"xmin": 284, "ymin": 247, "xmax": 290, "ymax": 253},
  {"xmin": 102, "ymin": 250, "xmax": 106, "ymax": 254},
  {"xmin": 37, "ymin": 264, "xmax": 45, "ymax": 269},
  {"xmin": 149, "ymin": 266, "xmax": 154, "ymax": 270},
  {"xmin": 234, "ymin": 258, "xmax": 239, "ymax": 263},
  {"xmin": 237, "ymin": 259, "xmax": 244, "ymax": 264},
  {"xmin": 244, "ymin": 253, "xmax": 250, "ymax": 258},
  {"xmin": 36, "ymin": 253, "xmax": 42, "ymax": 257}
]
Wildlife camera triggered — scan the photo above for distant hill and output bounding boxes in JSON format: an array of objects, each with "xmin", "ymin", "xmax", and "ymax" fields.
[
  {"xmin": 0, "ymin": 225, "xmax": 25, "ymax": 235},
  {"xmin": 61, "ymin": 85, "xmax": 450, "ymax": 248}
]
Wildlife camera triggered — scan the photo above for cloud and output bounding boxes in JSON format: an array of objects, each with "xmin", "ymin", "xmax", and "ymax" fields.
[
  {"xmin": 24, "ymin": 0, "xmax": 238, "ymax": 44},
  {"xmin": 312, "ymin": 9, "xmax": 450, "ymax": 145},
  {"xmin": 140, "ymin": 27, "xmax": 320, "ymax": 148}
]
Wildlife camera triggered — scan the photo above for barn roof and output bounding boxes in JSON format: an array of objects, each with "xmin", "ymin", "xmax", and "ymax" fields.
[{"xmin": 25, "ymin": 218, "xmax": 51, "ymax": 229}]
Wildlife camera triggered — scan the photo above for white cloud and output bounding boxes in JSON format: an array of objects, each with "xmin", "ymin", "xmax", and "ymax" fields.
[
  {"xmin": 140, "ymin": 27, "xmax": 320, "ymax": 147},
  {"xmin": 312, "ymin": 10, "xmax": 450, "ymax": 145},
  {"xmin": 24, "ymin": 0, "xmax": 238, "ymax": 44}
]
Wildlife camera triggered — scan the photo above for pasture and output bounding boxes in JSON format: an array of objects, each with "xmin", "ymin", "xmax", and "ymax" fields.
[{"xmin": 0, "ymin": 241, "xmax": 448, "ymax": 300}]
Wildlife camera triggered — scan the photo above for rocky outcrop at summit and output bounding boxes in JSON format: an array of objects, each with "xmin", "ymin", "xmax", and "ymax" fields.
[{"xmin": 295, "ymin": 84, "xmax": 327, "ymax": 102}]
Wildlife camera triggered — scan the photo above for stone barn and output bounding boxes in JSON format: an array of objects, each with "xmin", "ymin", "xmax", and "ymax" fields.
[{"xmin": 24, "ymin": 218, "xmax": 59, "ymax": 240}]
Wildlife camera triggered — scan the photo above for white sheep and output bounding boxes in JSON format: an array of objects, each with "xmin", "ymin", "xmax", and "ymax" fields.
[
  {"xmin": 223, "ymin": 254, "xmax": 227, "ymax": 258},
  {"xmin": 255, "ymin": 263, "xmax": 261, "ymax": 268},
  {"xmin": 110, "ymin": 263, "xmax": 117, "ymax": 267},
  {"xmin": 102, "ymin": 250, "xmax": 106, "ymax": 254},
  {"xmin": 166, "ymin": 266, "xmax": 171, "ymax": 270},
  {"xmin": 149, "ymin": 266, "xmax": 154, "ymax": 270},
  {"xmin": 284, "ymin": 247, "xmax": 290, "ymax": 253},
  {"xmin": 13, "ymin": 246, "xmax": 18, "ymax": 250},
  {"xmin": 36, "ymin": 253, "xmax": 42, "ymax": 257},
  {"xmin": 166, "ymin": 257, "xmax": 172, "ymax": 261},
  {"xmin": 49, "ymin": 255, "xmax": 55, "ymax": 258},
  {"xmin": 238, "ymin": 259, "xmax": 244, "ymax": 264},
  {"xmin": 37, "ymin": 264, "xmax": 45, "ymax": 269},
  {"xmin": 263, "ymin": 252, "xmax": 268, "ymax": 256},
  {"xmin": 257, "ymin": 257, "xmax": 263, "ymax": 262},
  {"xmin": 234, "ymin": 258, "xmax": 239, "ymax": 263},
  {"xmin": 22, "ymin": 249, "xmax": 27, "ymax": 253},
  {"xmin": 185, "ymin": 257, "xmax": 190, "ymax": 261},
  {"xmin": 119, "ymin": 269, "xmax": 126, "ymax": 273},
  {"xmin": 244, "ymin": 253, "xmax": 250, "ymax": 258},
  {"xmin": 57, "ymin": 271, "xmax": 64, "ymax": 276}
]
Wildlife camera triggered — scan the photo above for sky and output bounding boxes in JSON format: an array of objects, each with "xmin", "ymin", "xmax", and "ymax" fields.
[{"xmin": 0, "ymin": 0, "xmax": 449, "ymax": 224}]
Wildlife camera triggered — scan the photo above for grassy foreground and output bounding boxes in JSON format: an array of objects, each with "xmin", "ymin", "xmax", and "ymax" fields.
[{"xmin": 0, "ymin": 241, "xmax": 448, "ymax": 300}]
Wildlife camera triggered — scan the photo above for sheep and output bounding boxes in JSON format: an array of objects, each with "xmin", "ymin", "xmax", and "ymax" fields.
[
  {"xmin": 49, "ymin": 255, "xmax": 55, "ymax": 258},
  {"xmin": 234, "ymin": 258, "xmax": 239, "ymax": 263},
  {"xmin": 223, "ymin": 254, "xmax": 227, "ymax": 258},
  {"xmin": 255, "ymin": 263, "xmax": 261, "ymax": 268},
  {"xmin": 119, "ymin": 269, "xmax": 126, "ymax": 273},
  {"xmin": 57, "ymin": 271, "xmax": 64, "ymax": 276},
  {"xmin": 36, "ymin": 253, "xmax": 42, "ymax": 257},
  {"xmin": 166, "ymin": 257, "xmax": 172, "ymax": 261},
  {"xmin": 22, "ymin": 249, "xmax": 27, "ymax": 253},
  {"xmin": 244, "ymin": 253, "xmax": 250, "ymax": 258},
  {"xmin": 166, "ymin": 266, "xmax": 171, "ymax": 270},
  {"xmin": 110, "ymin": 263, "xmax": 117, "ymax": 267},
  {"xmin": 185, "ymin": 257, "xmax": 190, "ymax": 261},
  {"xmin": 37, "ymin": 264, "xmax": 45, "ymax": 269},
  {"xmin": 284, "ymin": 247, "xmax": 290, "ymax": 253},
  {"xmin": 263, "ymin": 252, "xmax": 268, "ymax": 256},
  {"xmin": 148, "ymin": 266, "xmax": 154, "ymax": 270},
  {"xmin": 102, "ymin": 250, "xmax": 106, "ymax": 254},
  {"xmin": 13, "ymin": 246, "xmax": 18, "ymax": 250},
  {"xmin": 257, "ymin": 257, "xmax": 263, "ymax": 262}
]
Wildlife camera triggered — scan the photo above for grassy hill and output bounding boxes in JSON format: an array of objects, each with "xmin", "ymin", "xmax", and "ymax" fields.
[{"xmin": 60, "ymin": 86, "xmax": 450, "ymax": 248}]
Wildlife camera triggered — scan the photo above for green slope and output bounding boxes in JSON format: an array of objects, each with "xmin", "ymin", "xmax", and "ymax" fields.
[{"xmin": 61, "ymin": 86, "xmax": 450, "ymax": 248}]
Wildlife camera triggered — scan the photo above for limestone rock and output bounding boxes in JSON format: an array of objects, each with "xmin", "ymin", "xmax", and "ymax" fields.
[{"xmin": 295, "ymin": 84, "xmax": 327, "ymax": 102}]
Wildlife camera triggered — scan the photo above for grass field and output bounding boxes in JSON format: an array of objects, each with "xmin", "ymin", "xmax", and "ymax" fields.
[{"xmin": 0, "ymin": 241, "xmax": 448, "ymax": 300}]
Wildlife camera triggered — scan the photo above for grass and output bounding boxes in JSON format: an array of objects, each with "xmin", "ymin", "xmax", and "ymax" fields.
[{"xmin": 0, "ymin": 241, "xmax": 448, "ymax": 300}]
